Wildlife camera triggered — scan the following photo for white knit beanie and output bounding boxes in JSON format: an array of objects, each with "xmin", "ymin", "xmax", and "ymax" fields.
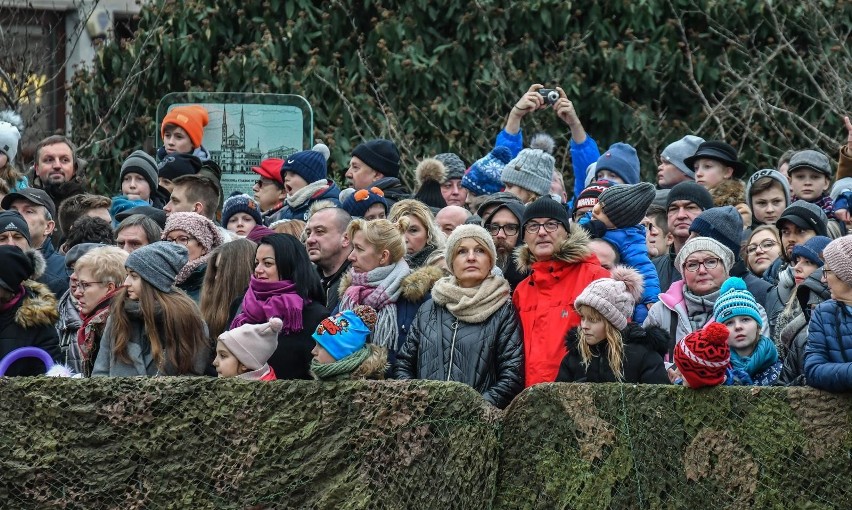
[
  {"xmin": 674, "ymin": 237, "xmax": 735, "ymax": 275},
  {"xmin": 574, "ymin": 266, "xmax": 644, "ymax": 330}
]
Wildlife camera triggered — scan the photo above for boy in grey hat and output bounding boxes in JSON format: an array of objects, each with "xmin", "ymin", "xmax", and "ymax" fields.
[
  {"xmin": 787, "ymin": 149, "xmax": 834, "ymax": 219},
  {"xmin": 657, "ymin": 135, "xmax": 704, "ymax": 189}
]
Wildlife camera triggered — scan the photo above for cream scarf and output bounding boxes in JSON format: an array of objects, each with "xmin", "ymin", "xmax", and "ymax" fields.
[{"xmin": 431, "ymin": 274, "xmax": 510, "ymax": 324}]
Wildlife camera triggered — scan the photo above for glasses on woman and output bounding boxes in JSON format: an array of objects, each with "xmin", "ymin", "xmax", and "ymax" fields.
[
  {"xmin": 683, "ymin": 258, "xmax": 721, "ymax": 273},
  {"xmin": 745, "ymin": 239, "xmax": 778, "ymax": 254},
  {"xmin": 71, "ymin": 280, "xmax": 107, "ymax": 292},
  {"xmin": 524, "ymin": 220, "xmax": 560, "ymax": 234},
  {"xmin": 486, "ymin": 223, "xmax": 520, "ymax": 236},
  {"xmin": 167, "ymin": 235, "xmax": 195, "ymax": 246}
]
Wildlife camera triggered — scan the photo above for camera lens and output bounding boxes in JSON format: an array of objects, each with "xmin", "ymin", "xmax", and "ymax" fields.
[{"xmin": 547, "ymin": 90, "xmax": 559, "ymax": 103}]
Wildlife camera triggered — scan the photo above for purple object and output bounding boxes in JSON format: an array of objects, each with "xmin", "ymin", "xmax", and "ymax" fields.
[{"xmin": 0, "ymin": 347, "xmax": 54, "ymax": 376}]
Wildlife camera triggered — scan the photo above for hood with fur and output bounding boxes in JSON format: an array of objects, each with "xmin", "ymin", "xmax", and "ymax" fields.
[
  {"xmin": 338, "ymin": 264, "xmax": 443, "ymax": 303},
  {"xmin": 515, "ymin": 223, "xmax": 593, "ymax": 273},
  {"xmin": 15, "ymin": 279, "xmax": 59, "ymax": 328},
  {"xmin": 710, "ymin": 179, "xmax": 746, "ymax": 208},
  {"xmin": 349, "ymin": 344, "xmax": 388, "ymax": 380}
]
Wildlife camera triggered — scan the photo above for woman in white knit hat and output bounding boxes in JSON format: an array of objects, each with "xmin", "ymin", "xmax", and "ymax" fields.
[{"xmin": 395, "ymin": 225, "xmax": 523, "ymax": 409}]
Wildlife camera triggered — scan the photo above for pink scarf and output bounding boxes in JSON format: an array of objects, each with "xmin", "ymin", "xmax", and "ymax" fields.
[{"xmin": 230, "ymin": 277, "xmax": 305, "ymax": 334}]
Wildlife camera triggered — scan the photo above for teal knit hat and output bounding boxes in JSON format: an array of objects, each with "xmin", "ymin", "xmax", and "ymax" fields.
[{"xmin": 713, "ymin": 277, "xmax": 762, "ymax": 327}]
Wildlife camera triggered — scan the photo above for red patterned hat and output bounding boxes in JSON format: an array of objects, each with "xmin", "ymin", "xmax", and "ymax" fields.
[{"xmin": 674, "ymin": 322, "xmax": 730, "ymax": 388}]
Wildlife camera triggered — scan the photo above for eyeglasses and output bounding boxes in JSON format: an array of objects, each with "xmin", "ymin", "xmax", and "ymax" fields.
[
  {"xmin": 683, "ymin": 258, "xmax": 722, "ymax": 273},
  {"xmin": 746, "ymin": 239, "xmax": 778, "ymax": 254},
  {"xmin": 486, "ymin": 223, "xmax": 520, "ymax": 236},
  {"xmin": 255, "ymin": 178, "xmax": 279, "ymax": 188},
  {"xmin": 71, "ymin": 280, "xmax": 107, "ymax": 292},
  {"xmin": 167, "ymin": 235, "xmax": 196, "ymax": 246},
  {"xmin": 524, "ymin": 220, "xmax": 561, "ymax": 234}
]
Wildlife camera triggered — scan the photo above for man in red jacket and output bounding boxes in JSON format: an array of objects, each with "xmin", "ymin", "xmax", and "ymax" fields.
[{"xmin": 513, "ymin": 197, "xmax": 610, "ymax": 386}]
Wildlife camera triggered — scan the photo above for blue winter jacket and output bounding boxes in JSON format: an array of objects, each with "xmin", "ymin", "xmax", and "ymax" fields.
[
  {"xmin": 495, "ymin": 128, "xmax": 601, "ymax": 203},
  {"xmin": 804, "ymin": 300, "xmax": 852, "ymax": 392},
  {"xmin": 38, "ymin": 239, "xmax": 69, "ymax": 298},
  {"xmin": 578, "ymin": 215, "xmax": 660, "ymax": 322}
]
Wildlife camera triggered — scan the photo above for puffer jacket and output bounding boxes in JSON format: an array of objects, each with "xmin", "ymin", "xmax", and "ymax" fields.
[
  {"xmin": 277, "ymin": 180, "xmax": 342, "ymax": 221},
  {"xmin": 597, "ymin": 223, "xmax": 660, "ymax": 321},
  {"xmin": 55, "ymin": 289, "xmax": 81, "ymax": 369},
  {"xmin": 396, "ymin": 300, "xmax": 523, "ymax": 409},
  {"xmin": 513, "ymin": 225, "xmax": 611, "ymax": 386},
  {"xmin": 556, "ymin": 324, "xmax": 669, "ymax": 384},
  {"xmin": 0, "ymin": 279, "xmax": 61, "ymax": 376},
  {"xmin": 778, "ymin": 268, "xmax": 830, "ymax": 385},
  {"xmin": 644, "ymin": 280, "xmax": 770, "ymax": 361},
  {"xmin": 804, "ymin": 300, "xmax": 852, "ymax": 392}
]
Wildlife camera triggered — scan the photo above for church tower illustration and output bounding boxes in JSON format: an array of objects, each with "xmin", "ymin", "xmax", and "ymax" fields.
[{"xmin": 212, "ymin": 105, "xmax": 259, "ymax": 174}]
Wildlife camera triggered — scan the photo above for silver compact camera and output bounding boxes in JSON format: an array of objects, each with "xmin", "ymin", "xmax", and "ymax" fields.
[{"xmin": 539, "ymin": 88, "xmax": 560, "ymax": 105}]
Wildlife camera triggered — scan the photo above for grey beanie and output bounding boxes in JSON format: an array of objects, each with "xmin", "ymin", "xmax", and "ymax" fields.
[
  {"xmin": 788, "ymin": 149, "xmax": 832, "ymax": 178},
  {"xmin": 434, "ymin": 153, "xmax": 466, "ymax": 181},
  {"xmin": 120, "ymin": 150, "xmax": 159, "ymax": 193},
  {"xmin": 501, "ymin": 148, "xmax": 555, "ymax": 197},
  {"xmin": 125, "ymin": 241, "xmax": 189, "ymax": 293},
  {"xmin": 661, "ymin": 135, "xmax": 705, "ymax": 179},
  {"xmin": 688, "ymin": 205, "xmax": 743, "ymax": 257},
  {"xmin": 745, "ymin": 169, "xmax": 791, "ymax": 211},
  {"xmin": 599, "ymin": 182, "xmax": 656, "ymax": 228},
  {"xmin": 675, "ymin": 237, "xmax": 735, "ymax": 275}
]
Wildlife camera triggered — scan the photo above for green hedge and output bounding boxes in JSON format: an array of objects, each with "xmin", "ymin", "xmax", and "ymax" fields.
[
  {"xmin": 0, "ymin": 379, "xmax": 849, "ymax": 509},
  {"xmin": 69, "ymin": 0, "xmax": 851, "ymax": 194}
]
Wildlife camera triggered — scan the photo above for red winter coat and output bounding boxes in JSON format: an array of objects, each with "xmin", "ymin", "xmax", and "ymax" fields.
[{"xmin": 513, "ymin": 226, "xmax": 610, "ymax": 386}]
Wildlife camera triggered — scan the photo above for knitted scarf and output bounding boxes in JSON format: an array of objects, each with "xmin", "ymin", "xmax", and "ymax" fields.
[
  {"xmin": 176, "ymin": 254, "xmax": 211, "ymax": 286},
  {"xmin": 406, "ymin": 244, "xmax": 437, "ymax": 270},
  {"xmin": 683, "ymin": 287, "xmax": 720, "ymax": 332},
  {"xmin": 286, "ymin": 179, "xmax": 329, "ymax": 209},
  {"xmin": 77, "ymin": 288, "xmax": 121, "ymax": 375},
  {"xmin": 230, "ymin": 277, "xmax": 305, "ymax": 334},
  {"xmin": 339, "ymin": 259, "xmax": 410, "ymax": 349},
  {"xmin": 310, "ymin": 345, "xmax": 372, "ymax": 380},
  {"xmin": 730, "ymin": 335, "xmax": 779, "ymax": 377},
  {"xmin": 431, "ymin": 274, "xmax": 510, "ymax": 324},
  {"xmin": 792, "ymin": 192, "xmax": 834, "ymax": 218}
]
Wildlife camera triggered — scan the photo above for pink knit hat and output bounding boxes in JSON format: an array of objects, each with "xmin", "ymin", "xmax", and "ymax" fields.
[
  {"xmin": 162, "ymin": 211, "xmax": 224, "ymax": 254},
  {"xmin": 822, "ymin": 236, "xmax": 852, "ymax": 287},
  {"xmin": 218, "ymin": 318, "xmax": 283, "ymax": 370},
  {"xmin": 573, "ymin": 266, "xmax": 643, "ymax": 330}
]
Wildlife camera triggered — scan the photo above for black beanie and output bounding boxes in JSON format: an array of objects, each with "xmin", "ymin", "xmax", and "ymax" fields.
[
  {"xmin": 522, "ymin": 196, "xmax": 570, "ymax": 231},
  {"xmin": 0, "ymin": 245, "xmax": 35, "ymax": 292},
  {"xmin": 666, "ymin": 181, "xmax": 714, "ymax": 211},
  {"xmin": 157, "ymin": 153, "xmax": 203, "ymax": 181},
  {"xmin": 414, "ymin": 180, "xmax": 447, "ymax": 209},
  {"xmin": 351, "ymin": 139, "xmax": 400, "ymax": 178}
]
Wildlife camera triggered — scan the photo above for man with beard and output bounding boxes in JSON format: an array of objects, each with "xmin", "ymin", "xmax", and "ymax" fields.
[
  {"xmin": 483, "ymin": 201, "xmax": 528, "ymax": 290},
  {"xmin": 30, "ymin": 135, "xmax": 86, "ymax": 217}
]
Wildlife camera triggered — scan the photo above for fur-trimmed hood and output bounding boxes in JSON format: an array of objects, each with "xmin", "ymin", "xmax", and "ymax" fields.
[
  {"xmin": 515, "ymin": 223, "xmax": 594, "ymax": 273},
  {"xmin": 565, "ymin": 323, "xmax": 669, "ymax": 357},
  {"xmin": 338, "ymin": 264, "xmax": 443, "ymax": 303},
  {"xmin": 15, "ymin": 279, "xmax": 59, "ymax": 328},
  {"xmin": 710, "ymin": 179, "xmax": 746, "ymax": 208},
  {"xmin": 349, "ymin": 344, "xmax": 388, "ymax": 380}
]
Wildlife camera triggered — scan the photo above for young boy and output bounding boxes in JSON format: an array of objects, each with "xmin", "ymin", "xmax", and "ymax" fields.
[
  {"xmin": 580, "ymin": 181, "xmax": 660, "ymax": 322},
  {"xmin": 786, "ymin": 149, "xmax": 834, "ymax": 218},
  {"xmin": 310, "ymin": 305, "xmax": 386, "ymax": 381},
  {"xmin": 214, "ymin": 318, "xmax": 282, "ymax": 380},
  {"xmin": 158, "ymin": 105, "xmax": 222, "ymax": 208}
]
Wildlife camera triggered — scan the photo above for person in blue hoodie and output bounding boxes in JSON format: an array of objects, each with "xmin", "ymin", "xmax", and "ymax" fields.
[
  {"xmin": 579, "ymin": 182, "xmax": 660, "ymax": 323},
  {"xmin": 804, "ymin": 236, "xmax": 852, "ymax": 392},
  {"xmin": 276, "ymin": 144, "xmax": 340, "ymax": 221}
]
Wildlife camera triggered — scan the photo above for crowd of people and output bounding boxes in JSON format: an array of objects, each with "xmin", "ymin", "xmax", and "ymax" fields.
[{"xmin": 0, "ymin": 85, "xmax": 851, "ymax": 406}]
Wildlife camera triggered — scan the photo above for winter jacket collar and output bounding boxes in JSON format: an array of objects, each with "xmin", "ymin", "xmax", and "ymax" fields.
[
  {"xmin": 515, "ymin": 224, "xmax": 594, "ymax": 273},
  {"xmin": 659, "ymin": 279, "xmax": 687, "ymax": 310},
  {"xmin": 565, "ymin": 323, "xmax": 669, "ymax": 357},
  {"xmin": 15, "ymin": 280, "xmax": 59, "ymax": 328}
]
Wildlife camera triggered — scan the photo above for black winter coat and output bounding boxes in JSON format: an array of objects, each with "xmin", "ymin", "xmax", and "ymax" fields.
[
  {"xmin": 0, "ymin": 281, "xmax": 61, "ymax": 376},
  {"xmin": 556, "ymin": 324, "xmax": 670, "ymax": 384},
  {"xmin": 268, "ymin": 301, "xmax": 329, "ymax": 380},
  {"xmin": 395, "ymin": 300, "xmax": 523, "ymax": 409}
]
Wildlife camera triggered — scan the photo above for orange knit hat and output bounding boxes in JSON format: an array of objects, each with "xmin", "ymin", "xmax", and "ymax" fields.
[{"xmin": 161, "ymin": 105, "xmax": 209, "ymax": 148}]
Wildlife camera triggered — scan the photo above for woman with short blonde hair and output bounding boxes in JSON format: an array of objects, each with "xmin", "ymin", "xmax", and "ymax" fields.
[{"xmin": 388, "ymin": 199, "xmax": 446, "ymax": 269}]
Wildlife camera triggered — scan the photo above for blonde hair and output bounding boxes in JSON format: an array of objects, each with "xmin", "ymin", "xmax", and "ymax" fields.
[
  {"xmin": 745, "ymin": 224, "xmax": 782, "ymax": 265},
  {"xmin": 346, "ymin": 218, "xmax": 408, "ymax": 264},
  {"xmin": 388, "ymin": 199, "xmax": 446, "ymax": 249},
  {"xmin": 575, "ymin": 305, "xmax": 625, "ymax": 381},
  {"xmin": 271, "ymin": 219, "xmax": 306, "ymax": 237},
  {"xmin": 74, "ymin": 246, "xmax": 129, "ymax": 285}
]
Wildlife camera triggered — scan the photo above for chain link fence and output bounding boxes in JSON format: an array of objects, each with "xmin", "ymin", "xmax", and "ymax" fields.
[{"xmin": 0, "ymin": 379, "xmax": 849, "ymax": 509}]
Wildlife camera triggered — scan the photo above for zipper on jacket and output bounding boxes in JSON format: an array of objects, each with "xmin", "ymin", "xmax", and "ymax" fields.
[{"xmin": 447, "ymin": 319, "xmax": 459, "ymax": 382}]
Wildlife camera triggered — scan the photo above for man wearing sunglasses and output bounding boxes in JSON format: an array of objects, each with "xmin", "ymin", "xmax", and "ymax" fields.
[{"xmin": 513, "ymin": 196, "xmax": 610, "ymax": 387}]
